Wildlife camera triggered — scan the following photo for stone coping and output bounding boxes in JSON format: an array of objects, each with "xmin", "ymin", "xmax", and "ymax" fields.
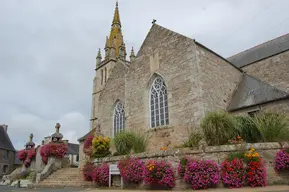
[{"xmin": 94, "ymin": 142, "xmax": 288, "ymax": 163}]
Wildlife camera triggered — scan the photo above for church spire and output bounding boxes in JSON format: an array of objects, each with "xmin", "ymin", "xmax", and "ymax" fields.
[
  {"xmin": 112, "ymin": 0, "xmax": 121, "ymax": 26},
  {"xmin": 104, "ymin": 0, "xmax": 126, "ymax": 60}
]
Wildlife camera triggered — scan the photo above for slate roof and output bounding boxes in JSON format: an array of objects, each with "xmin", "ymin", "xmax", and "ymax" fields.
[
  {"xmin": 228, "ymin": 74, "xmax": 289, "ymax": 111},
  {"xmin": 228, "ymin": 33, "xmax": 289, "ymax": 68},
  {"xmin": 68, "ymin": 143, "xmax": 79, "ymax": 155},
  {"xmin": 0, "ymin": 125, "xmax": 15, "ymax": 151},
  {"xmin": 78, "ymin": 128, "xmax": 96, "ymax": 142}
]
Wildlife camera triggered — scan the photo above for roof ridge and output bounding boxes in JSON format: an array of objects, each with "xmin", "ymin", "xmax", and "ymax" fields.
[{"xmin": 228, "ymin": 33, "xmax": 289, "ymax": 59}]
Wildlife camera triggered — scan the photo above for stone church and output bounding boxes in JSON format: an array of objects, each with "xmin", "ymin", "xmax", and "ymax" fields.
[{"xmin": 82, "ymin": 2, "xmax": 289, "ymax": 152}]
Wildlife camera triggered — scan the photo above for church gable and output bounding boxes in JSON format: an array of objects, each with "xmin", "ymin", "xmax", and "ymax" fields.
[{"xmin": 228, "ymin": 74, "xmax": 289, "ymax": 111}]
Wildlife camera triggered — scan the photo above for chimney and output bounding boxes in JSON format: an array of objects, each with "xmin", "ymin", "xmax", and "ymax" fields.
[{"xmin": 2, "ymin": 124, "xmax": 8, "ymax": 132}]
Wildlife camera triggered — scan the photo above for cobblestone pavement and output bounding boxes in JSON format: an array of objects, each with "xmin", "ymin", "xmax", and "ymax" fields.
[{"xmin": 1, "ymin": 186, "xmax": 289, "ymax": 192}]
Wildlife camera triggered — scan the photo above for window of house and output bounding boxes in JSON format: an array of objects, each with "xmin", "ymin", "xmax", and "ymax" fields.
[
  {"xmin": 3, "ymin": 165, "xmax": 8, "ymax": 173},
  {"xmin": 76, "ymin": 155, "xmax": 79, "ymax": 162},
  {"xmin": 248, "ymin": 110, "xmax": 259, "ymax": 117},
  {"xmin": 5, "ymin": 151, "xmax": 9, "ymax": 159},
  {"xmin": 150, "ymin": 76, "xmax": 169, "ymax": 128},
  {"xmin": 113, "ymin": 102, "xmax": 125, "ymax": 136}
]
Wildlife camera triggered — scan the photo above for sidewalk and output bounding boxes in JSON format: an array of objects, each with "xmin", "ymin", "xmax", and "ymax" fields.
[{"xmin": 83, "ymin": 185, "xmax": 289, "ymax": 192}]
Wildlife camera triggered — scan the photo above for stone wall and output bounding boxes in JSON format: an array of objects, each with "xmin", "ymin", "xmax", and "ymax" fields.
[
  {"xmin": 94, "ymin": 142, "xmax": 289, "ymax": 189},
  {"xmin": 196, "ymin": 43, "xmax": 242, "ymax": 113},
  {"xmin": 232, "ymin": 99, "xmax": 289, "ymax": 117},
  {"xmin": 241, "ymin": 50, "xmax": 289, "ymax": 93}
]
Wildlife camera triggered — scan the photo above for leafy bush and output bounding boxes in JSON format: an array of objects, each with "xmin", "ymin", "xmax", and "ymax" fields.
[
  {"xmin": 132, "ymin": 133, "xmax": 148, "ymax": 153},
  {"xmin": 144, "ymin": 160, "xmax": 176, "ymax": 189},
  {"xmin": 82, "ymin": 162, "xmax": 95, "ymax": 181},
  {"xmin": 183, "ymin": 132, "xmax": 202, "ymax": 148},
  {"xmin": 184, "ymin": 160, "xmax": 220, "ymax": 190},
  {"xmin": 92, "ymin": 136, "xmax": 111, "ymax": 158},
  {"xmin": 275, "ymin": 148, "xmax": 289, "ymax": 171},
  {"xmin": 117, "ymin": 157, "xmax": 145, "ymax": 184},
  {"xmin": 253, "ymin": 113, "xmax": 289, "ymax": 142},
  {"xmin": 40, "ymin": 143, "xmax": 68, "ymax": 164},
  {"xmin": 201, "ymin": 111, "xmax": 237, "ymax": 146},
  {"xmin": 221, "ymin": 159, "xmax": 246, "ymax": 188},
  {"xmin": 92, "ymin": 163, "xmax": 109, "ymax": 186},
  {"xmin": 235, "ymin": 116, "xmax": 261, "ymax": 143},
  {"xmin": 83, "ymin": 134, "xmax": 94, "ymax": 156},
  {"xmin": 113, "ymin": 132, "xmax": 135, "ymax": 155}
]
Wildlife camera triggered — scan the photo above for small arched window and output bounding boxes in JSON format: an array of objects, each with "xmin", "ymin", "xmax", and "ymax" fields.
[
  {"xmin": 113, "ymin": 101, "xmax": 125, "ymax": 136},
  {"xmin": 149, "ymin": 76, "xmax": 169, "ymax": 128}
]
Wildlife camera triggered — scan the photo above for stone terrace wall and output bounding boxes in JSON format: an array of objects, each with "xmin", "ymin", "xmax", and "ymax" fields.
[{"xmin": 94, "ymin": 142, "xmax": 289, "ymax": 189}]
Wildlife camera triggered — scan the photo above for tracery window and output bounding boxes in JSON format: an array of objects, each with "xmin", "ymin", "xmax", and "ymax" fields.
[
  {"xmin": 149, "ymin": 76, "xmax": 169, "ymax": 128},
  {"xmin": 113, "ymin": 102, "xmax": 125, "ymax": 136}
]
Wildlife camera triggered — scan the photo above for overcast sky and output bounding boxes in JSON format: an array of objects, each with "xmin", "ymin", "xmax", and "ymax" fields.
[{"xmin": 1, "ymin": 0, "xmax": 289, "ymax": 150}]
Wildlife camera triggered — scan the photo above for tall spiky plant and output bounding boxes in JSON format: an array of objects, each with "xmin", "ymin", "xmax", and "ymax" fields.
[
  {"xmin": 253, "ymin": 113, "xmax": 289, "ymax": 142},
  {"xmin": 201, "ymin": 111, "xmax": 237, "ymax": 146},
  {"xmin": 235, "ymin": 116, "xmax": 261, "ymax": 143}
]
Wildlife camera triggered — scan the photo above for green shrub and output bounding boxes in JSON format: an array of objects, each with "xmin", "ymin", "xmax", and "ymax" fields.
[
  {"xmin": 183, "ymin": 132, "xmax": 202, "ymax": 148},
  {"xmin": 201, "ymin": 111, "xmax": 237, "ymax": 146},
  {"xmin": 253, "ymin": 113, "xmax": 289, "ymax": 142},
  {"xmin": 132, "ymin": 133, "xmax": 148, "ymax": 153},
  {"xmin": 235, "ymin": 116, "xmax": 261, "ymax": 143},
  {"xmin": 113, "ymin": 131, "xmax": 136, "ymax": 155}
]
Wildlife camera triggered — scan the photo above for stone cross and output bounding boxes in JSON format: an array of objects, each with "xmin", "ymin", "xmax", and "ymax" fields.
[{"xmin": 29, "ymin": 133, "xmax": 33, "ymax": 142}]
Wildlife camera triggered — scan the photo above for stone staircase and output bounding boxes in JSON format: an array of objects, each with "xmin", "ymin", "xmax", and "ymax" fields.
[{"xmin": 35, "ymin": 168, "xmax": 92, "ymax": 188}]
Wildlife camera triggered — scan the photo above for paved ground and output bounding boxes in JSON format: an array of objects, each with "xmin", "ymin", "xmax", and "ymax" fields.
[{"xmin": 1, "ymin": 186, "xmax": 289, "ymax": 192}]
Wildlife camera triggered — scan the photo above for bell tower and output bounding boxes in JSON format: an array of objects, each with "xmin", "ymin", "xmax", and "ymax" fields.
[{"xmin": 90, "ymin": 1, "xmax": 130, "ymax": 130}]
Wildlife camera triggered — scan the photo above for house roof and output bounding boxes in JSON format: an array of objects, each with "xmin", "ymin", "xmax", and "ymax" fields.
[
  {"xmin": 228, "ymin": 74, "xmax": 289, "ymax": 111},
  {"xmin": 228, "ymin": 33, "xmax": 289, "ymax": 68},
  {"xmin": 67, "ymin": 143, "xmax": 79, "ymax": 155},
  {"xmin": 77, "ymin": 128, "xmax": 96, "ymax": 142},
  {"xmin": 0, "ymin": 125, "xmax": 15, "ymax": 151}
]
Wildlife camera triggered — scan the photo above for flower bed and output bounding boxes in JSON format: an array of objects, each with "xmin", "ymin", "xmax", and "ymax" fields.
[
  {"xmin": 184, "ymin": 160, "xmax": 219, "ymax": 190},
  {"xmin": 92, "ymin": 163, "xmax": 109, "ymax": 186},
  {"xmin": 117, "ymin": 157, "xmax": 145, "ymax": 184},
  {"xmin": 40, "ymin": 143, "xmax": 68, "ymax": 164},
  {"xmin": 221, "ymin": 159, "xmax": 246, "ymax": 188},
  {"xmin": 144, "ymin": 160, "xmax": 175, "ymax": 189},
  {"xmin": 17, "ymin": 148, "xmax": 36, "ymax": 168},
  {"xmin": 82, "ymin": 162, "xmax": 95, "ymax": 181},
  {"xmin": 275, "ymin": 148, "xmax": 289, "ymax": 172}
]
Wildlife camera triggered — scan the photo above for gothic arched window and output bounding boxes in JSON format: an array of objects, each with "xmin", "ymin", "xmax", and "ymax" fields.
[
  {"xmin": 113, "ymin": 101, "xmax": 125, "ymax": 136},
  {"xmin": 149, "ymin": 76, "xmax": 169, "ymax": 128}
]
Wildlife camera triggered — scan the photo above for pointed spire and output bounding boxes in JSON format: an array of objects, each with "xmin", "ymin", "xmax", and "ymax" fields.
[
  {"xmin": 105, "ymin": 36, "xmax": 110, "ymax": 48},
  {"xmin": 29, "ymin": 133, "xmax": 33, "ymax": 142},
  {"xmin": 112, "ymin": 0, "xmax": 121, "ymax": 26},
  {"xmin": 97, "ymin": 48, "xmax": 102, "ymax": 59},
  {"xmin": 130, "ymin": 47, "xmax": 135, "ymax": 62}
]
